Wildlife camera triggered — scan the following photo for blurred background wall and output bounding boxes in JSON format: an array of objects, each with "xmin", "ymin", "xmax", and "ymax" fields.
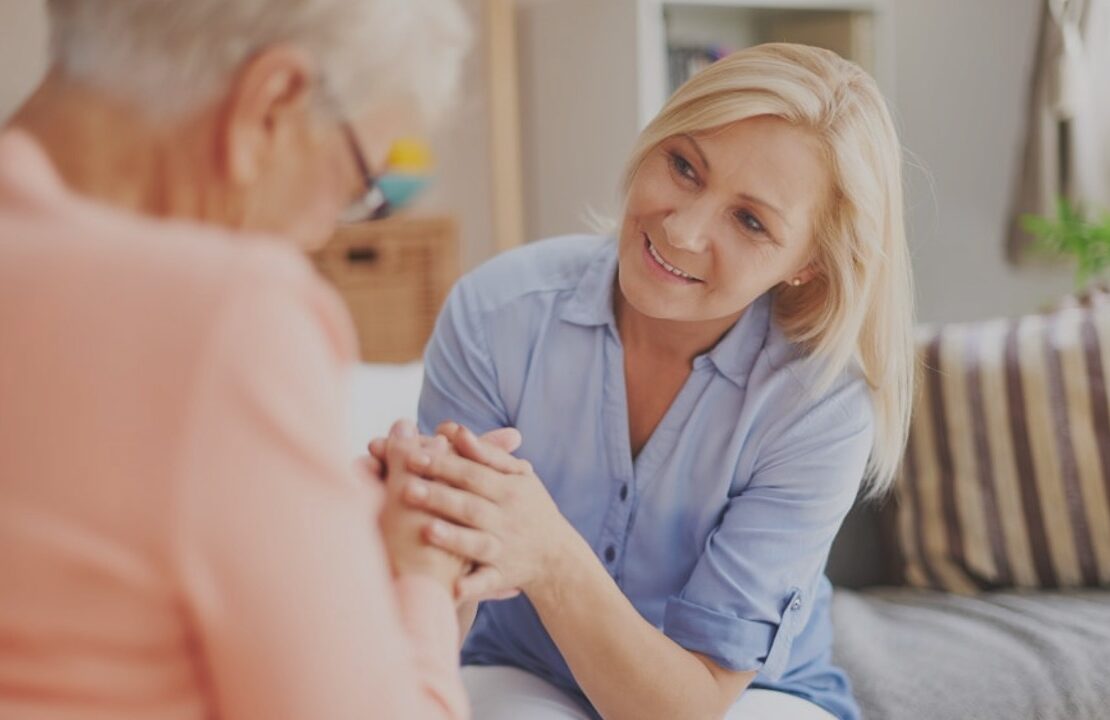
[{"xmin": 0, "ymin": 0, "xmax": 1074, "ymax": 324}]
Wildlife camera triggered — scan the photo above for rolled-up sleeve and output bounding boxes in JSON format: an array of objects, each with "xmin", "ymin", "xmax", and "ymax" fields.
[
  {"xmin": 418, "ymin": 278, "xmax": 509, "ymax": 437},
  {"xmin": 662, "ymin": 375, "xmax": 874, "ymax": 680}
]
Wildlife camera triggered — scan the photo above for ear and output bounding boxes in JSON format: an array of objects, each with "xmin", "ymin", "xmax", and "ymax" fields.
[
  {"xmin": 788, "ymin": 263, "xmax": 821, "ymax": 287},
  {"xmin": 218, "ymin": 45, "xmax": 316, "ymax": 187}
]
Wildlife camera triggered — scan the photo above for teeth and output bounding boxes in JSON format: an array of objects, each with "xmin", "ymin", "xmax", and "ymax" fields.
[{"xmin": 648, "ymin": 241, "xmax": 698, "ymax": 281}]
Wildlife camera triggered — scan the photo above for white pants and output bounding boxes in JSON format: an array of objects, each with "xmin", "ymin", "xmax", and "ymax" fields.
[{"xmin": 462, "ymin": 665, "xmax": 837, "ymax": 720}]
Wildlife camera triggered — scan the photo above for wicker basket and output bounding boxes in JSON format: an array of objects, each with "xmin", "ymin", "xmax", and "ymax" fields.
[{"xmin": 311, "ymin": 216, "xmax": 460, "ymax": 363}]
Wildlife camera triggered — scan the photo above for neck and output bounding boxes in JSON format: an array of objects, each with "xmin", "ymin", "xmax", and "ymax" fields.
[
  {"xmin": 614, "ymin": 284, "xmax": 742, "ymax": 366},
  {"xmin": 9, "ymin": 71, "xmax": 209, "ymax": 221}
]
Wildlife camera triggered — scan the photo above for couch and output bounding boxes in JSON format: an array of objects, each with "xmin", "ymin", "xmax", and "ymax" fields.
[{"xmin": 827, "ymin": 294, "xmax": 1110, "ymax": 720}]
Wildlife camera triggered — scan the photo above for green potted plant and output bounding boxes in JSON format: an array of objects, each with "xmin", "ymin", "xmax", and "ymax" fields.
[{"xmin": 1022, "ymin": 199, "xmax": 1110, "ymax": 295}]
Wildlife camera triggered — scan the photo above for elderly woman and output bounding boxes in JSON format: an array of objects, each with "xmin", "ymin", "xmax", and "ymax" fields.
[
  {"xmin": 0, "ymin": 2, "xmax": 475, "ymax": 719},
  {"xmin": 377, "ymin": 44, "xmax": 915, "ymax": 720}
]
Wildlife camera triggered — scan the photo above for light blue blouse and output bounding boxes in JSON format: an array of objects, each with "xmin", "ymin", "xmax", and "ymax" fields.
[{"xmin": 418, "ymin": 235, "xmax": 872, "ymax": 720}]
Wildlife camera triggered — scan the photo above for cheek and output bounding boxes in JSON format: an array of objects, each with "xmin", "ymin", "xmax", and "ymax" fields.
[
  {"xmin": 277, "ymin": 156, "xmax": 347, "ymax": 248},
  {"xmin": 708, "ymin": 238, "xmax": 785, "ymax": 293},
  {"xmin": 304, "ymin": 167, "xmax": 347, "ymax": 236},
  {"xmin": 625, "ymin": 158, "xmax": 683, "ymax": 220},
  {"xmin": 627, "ymin": 179, "xmax": 677, "ymax": 220},
  {"xmin": 302, "ymin": 145, "xmax": 350, "ymax": 211},
  {"xmin": 315, "ymin": 160, "xmax": 349, "ymax": 213}
]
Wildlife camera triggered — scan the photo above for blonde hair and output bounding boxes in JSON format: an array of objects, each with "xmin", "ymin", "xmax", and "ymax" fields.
[
  {"xmin": 45, "ymin": 0, "xmax": 470, "ymax": 123},
  {"xmin": 625, "ymin": 43, "xmax": 914, "ymax": 497}
]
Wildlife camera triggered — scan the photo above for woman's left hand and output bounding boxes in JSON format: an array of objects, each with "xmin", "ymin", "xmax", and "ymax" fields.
[{"xmin": 395, "ymin": 422, "xmax": 579, "ymax": 602}]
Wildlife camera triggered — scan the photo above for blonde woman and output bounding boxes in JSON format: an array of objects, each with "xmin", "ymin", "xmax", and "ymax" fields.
[
  {"xmin": 0, "ymin": 1, "xmax": 476, "ymax": 719},
  {"xmin": 377, "ymin": 44, "xmax": 914, "ymax": 720}
]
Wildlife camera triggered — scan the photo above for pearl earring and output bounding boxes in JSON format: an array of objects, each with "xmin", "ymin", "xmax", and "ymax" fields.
[{"xmin": 790, "ymin": 278, "xmax": 803, "ymax": 287}]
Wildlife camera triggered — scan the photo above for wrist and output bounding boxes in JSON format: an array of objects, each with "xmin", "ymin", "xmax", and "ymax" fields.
[
  {"xmin": 523, "ymin": 522, "xmax": 592, "ymax": 605},
  {"xmin": 395, "ymin": 558, "xmax": 457, "ymax": 594},
  {"xmin": 384, "ymin": 529, "xmax": 461, "ymax": 594},
  {"xmin": 381, "ymin": 501, "xmax": 463, "ymax": 592}
]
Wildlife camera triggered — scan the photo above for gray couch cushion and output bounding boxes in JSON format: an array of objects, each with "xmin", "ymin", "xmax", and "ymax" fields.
[{"xmin": 832, "ymin": 588, "xmax": 1110, "ymax": 720}]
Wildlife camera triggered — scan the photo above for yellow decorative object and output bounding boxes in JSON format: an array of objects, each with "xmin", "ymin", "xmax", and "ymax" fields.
[{"xmin": 387, "ymin": 138, "xmax": 434, "ymax": 173}]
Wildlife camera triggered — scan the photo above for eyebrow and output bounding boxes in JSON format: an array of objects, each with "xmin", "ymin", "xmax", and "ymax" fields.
[{"xmin": 680, "ymin": 134, "xmax": 791, "ymax": 228}]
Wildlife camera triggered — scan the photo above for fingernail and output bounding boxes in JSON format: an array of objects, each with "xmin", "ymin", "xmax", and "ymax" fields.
[
  {"xmin": 430, "ymin": 520, "xmax": 449, "ymax": 539},
  {"xmin": 412, "ymin": 453, "xmax": 431, "ymax": 468}
]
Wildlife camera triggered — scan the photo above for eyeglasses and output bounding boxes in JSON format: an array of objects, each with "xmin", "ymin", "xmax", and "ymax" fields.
[{"xmin": 338, "ymin": 122, "xmax": 391, "ymax": 224}]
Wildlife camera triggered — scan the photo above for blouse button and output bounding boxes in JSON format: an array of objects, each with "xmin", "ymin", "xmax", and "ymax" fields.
[
  {"xmin": 791, "ymin": 596, "xmax": 803, "ymax": 611},
  {"xmin": 604, "ymin": 545, "xmax": 617, "ymax": 563},
  {"xmin": 619, "ymin": 484, "xmax": 629, "ymax": 501}
]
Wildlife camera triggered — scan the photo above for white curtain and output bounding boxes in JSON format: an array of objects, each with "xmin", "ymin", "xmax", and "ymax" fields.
[{"xmin": 1009, "ymin": 0, "xmax": 1110, "ymax": 260}]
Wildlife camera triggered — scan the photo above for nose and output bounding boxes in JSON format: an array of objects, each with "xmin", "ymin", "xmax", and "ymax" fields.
[{"xmin": 661, "ymin": 197, "xmax": 715, "ymax": 254}]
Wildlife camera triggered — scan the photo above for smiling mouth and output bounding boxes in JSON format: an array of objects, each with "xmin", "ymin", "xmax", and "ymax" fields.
[{"xmin": 644, "ymin": 234, "xmax": 704, "ymax": 282}]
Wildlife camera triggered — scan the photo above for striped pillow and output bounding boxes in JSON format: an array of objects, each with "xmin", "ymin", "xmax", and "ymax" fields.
[{"xmin": 893, "ymin": 299, "xmax": 1110, "ymax": 592}]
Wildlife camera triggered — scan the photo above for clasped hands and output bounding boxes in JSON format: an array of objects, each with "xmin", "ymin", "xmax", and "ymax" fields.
[{"xmin": 368, "ymin": 419, "xmax": 572, "ymax": 604}]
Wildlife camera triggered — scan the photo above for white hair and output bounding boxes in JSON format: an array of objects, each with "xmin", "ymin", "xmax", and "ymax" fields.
[{"xmin": 45, "ymin": 0, "xmax": 470, "ymax": 123}]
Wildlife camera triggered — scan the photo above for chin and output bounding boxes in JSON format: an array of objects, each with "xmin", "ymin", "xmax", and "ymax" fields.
[{"xmin": 616, "ymin": 264, "xmax": 694, "ymax": 321}]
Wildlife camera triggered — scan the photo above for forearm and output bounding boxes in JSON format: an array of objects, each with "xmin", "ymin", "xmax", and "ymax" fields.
[
  {"xmin": 392, "ymin": 575, "xmax": 472, "ymax": 720},
  {"xmin": 527, "ymin": 536, "xmax": 745, "ymax": 720}
]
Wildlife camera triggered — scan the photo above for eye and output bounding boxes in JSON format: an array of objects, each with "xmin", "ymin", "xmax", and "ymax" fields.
[
  {"xmin": 668, "ymin": 151, "xmax": 698, "ymax": 184},
  {"xmin": 735, "ymin": 210, "xmax": 767, "ymax": 235}
]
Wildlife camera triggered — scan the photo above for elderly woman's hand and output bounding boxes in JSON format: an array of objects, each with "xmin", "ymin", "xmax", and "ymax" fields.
[
  {"xmin": 368, "ymin": 423, "xmax": 528, "ymax": 600},
  {"xmin": 364, "ymin": 426, "xmax": 522, "ymax": 483},
  {"xmin": 376, "ymin": 420, "xmax": 467, "ymax": 590},
  {"xmin": 395, "ymin": 423, "xmax": 581, "ymax": 603}
]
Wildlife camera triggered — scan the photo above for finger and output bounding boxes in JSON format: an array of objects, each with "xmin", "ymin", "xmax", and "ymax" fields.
[
  {"xmin": 384, "ymin": 435, "xmax": 430, "ymax": 493},
  {"xmin": 381, "ymin": 433, "xmax": 447, "ymax": 461},
  {"xmin": 481, "ymin": 427, "xmax": 522, "ymax": 453},
  {"xmin": 385, "ymin": 435, "xmax": 421, "ymax": 465},
  {"xmin": 403, "ymin": 477, "xmax": 499, "ymax": 530},
  {"xmin": 385, "ymin": 433, "xmax": 442, "ymax": 467},
  {"xmin": 457, "ymin": 566, "xmax": 515, "ymax": 603},
  {"xmin": 453, "ymin": 425, "xmax": 532, "ymax": 476},
  {"xmin": 406, "ymin": 451, "xmax": 504, "ymax": 501},
  {"xmin": 436, "ymin": 422, "xmax": 522, "ymax": 454},
  {"xmin": 357, "ymin": 454, "xmax": 384, "ymax": 481},
  {"xmin": 389, "ymin": 418, "xmax": 418, "ymax": 440},
  {"xmin": 436, "ymin": 421, "xmax": 460, "ymax": 439},
  {"xmin": 368, "ymin": 437, "xmax": 388, "ymax": 461},
  {"xmin": 422, "ymin": 518, "xmax": 502, "ymax": 564},
  {"xmin": 430, "ymin": 433, "xmax": 450, "ymax": 455}
]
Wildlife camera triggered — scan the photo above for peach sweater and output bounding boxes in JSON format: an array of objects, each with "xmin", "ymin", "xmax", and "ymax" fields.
[{"xmin": 0, "ymin": 130, "xmax": 467, "ymax": 720}]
